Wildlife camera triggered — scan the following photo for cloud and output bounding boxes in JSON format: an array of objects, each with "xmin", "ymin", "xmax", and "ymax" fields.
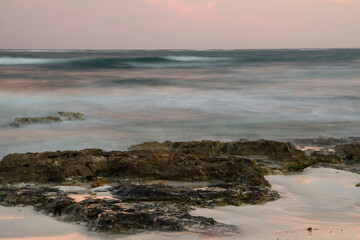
[
  {"xmin": 207, "ymin": 2, "xmax": 218, "ymax": 8},
  {"xmin": 142, "ymin": 0, "xmax": 221, "ymax": 21}
]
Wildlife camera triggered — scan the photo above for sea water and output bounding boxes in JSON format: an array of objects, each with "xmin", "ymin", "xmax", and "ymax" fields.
[{"xmin": 0, "ymin": 49, "xmax": 360, "ymax": 158}]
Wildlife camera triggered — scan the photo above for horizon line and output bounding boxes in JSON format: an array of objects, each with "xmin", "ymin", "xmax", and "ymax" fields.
[{"xmin": 1, "ymin": 47, "xmax": 360, "ymax": 51}]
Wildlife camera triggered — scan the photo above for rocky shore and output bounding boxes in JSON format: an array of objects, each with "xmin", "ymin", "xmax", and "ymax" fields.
[{"xmin": 0, "ymin": 139, "xmax": 359, "ymax": 234}]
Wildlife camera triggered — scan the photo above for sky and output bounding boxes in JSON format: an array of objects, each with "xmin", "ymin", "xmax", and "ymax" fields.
[{"xmin": 0, "ymin": 0, "xmax": 359, "ymax": 49}]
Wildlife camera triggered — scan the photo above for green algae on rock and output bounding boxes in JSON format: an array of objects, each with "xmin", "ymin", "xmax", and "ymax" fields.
[
  {"xmin": 129, "ymin": 139, "xmax": 306, "ymax": 160},
  {"xmin": 57, "ymin": 111, "xmax": 84, "ymax": 121},
  {"xmin": 0, "ymin": 139, "xmax": 355, "ymax": 235},
  {"xmin": 0, "ymin": 148, "xmax": 269, "ymax": 186},
  {"xmin": 129, "ymin": 139, "xmax": 345, "ymax": 173},
  {"xmin": 10, "ymin": 116, "xmax": 63, "ymax": 127},
  {"xmin": 0, "ymin": 140, "xmax": 347, "ymax": 186}
]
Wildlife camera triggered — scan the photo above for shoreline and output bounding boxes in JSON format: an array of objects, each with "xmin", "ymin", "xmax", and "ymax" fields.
[
  {"xmin": 1, "ymin": 167, "xmax": 359, "ymax": 240},
  {"xmin": 193, "ymin": 167, "xmax": 360, "ymax": 240},
  {"xmin": 0, "ymin": 139, "xmax": 359, "ymax": 239}
]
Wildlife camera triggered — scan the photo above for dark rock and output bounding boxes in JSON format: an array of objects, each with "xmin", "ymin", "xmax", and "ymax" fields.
[
  {"xmin": 292, "ymin": 136, "xmax": 349, "ymax": 147},
  {"xmin": 335, "ymin": 144, "xmax": 360, "ymax": 163},
  {"xmin": 0, "ymin": 187, "xmax": 230, "ymax": 233},
  {"xmin": 10, "ymin": 116, "xmax": 62, "ymax": 127},
  {"xmin": 110, "ymin": 181, "xmax": 279, "ymax": 207},
  {"xmin": 0, "ymin": 148, "xmax": 270, "ymax": 185},
  {"xmin": 0, "ymin": 187, "xmax": 60, "ymax": 207},
  {"xmin": 0, "ymin": 149, "xmax": 109, "ymax": 184},
  {"xmin": 0, "ymin": 140, "xmax": 348, "ymax": 185},
  {"xmin": 0, "ymin": 138, "xmax": 354, "ymax": 235},
  {"xmin": 129, "ymin": 139, "xmax": 342, "ymax": 173},
  {"xmin": 57, "ymin": 111, "xmax": 84, "ymax": 121},
  {"xmin": 129, "ymin": 139, "xmax": 306, "ymax": 162},
  {"xmin": 310, "ymin": 152, "xmax": 344, "ymax": 164},
  {"xmin": 41, "ymin": 196, "xmax": 76, "ymax": 216},
  {"xmin": 111, "ymin": 181, "xmax": 199, "ymax": 203}
]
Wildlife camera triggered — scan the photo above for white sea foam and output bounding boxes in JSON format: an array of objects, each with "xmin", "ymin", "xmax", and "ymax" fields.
[
  {"xmin": 0, "ymin": 57, "xmax": 67, "ymax": 65},
  {"xmin": 164, "ymin": 55, "xmax": 230, "ymax": 62},
  {"xmin": 3, "ymin": 49, "xmax": 76, "ymax": 52}
]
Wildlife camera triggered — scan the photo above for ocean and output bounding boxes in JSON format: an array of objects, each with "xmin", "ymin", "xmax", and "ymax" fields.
[{"xmin": 0, "ymin": 49, "xmax": 360, "ymax": 158}]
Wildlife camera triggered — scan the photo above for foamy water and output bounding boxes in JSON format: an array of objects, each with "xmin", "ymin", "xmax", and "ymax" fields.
[
  {"xmin": 1, "ymin": 168, "xmax": 359, "ymax": 240},
  {"xmin": 1, "ymin": 49, "xmax": 360, "ymax": 158}
]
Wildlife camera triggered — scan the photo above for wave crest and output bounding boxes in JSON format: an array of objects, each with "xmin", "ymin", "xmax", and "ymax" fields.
[
  {"xmin": 164, "ymin": 56, "xmax": 230, "ymax": 62},
  {"xmin": 0, "ymin": 57, "xmax": 66, "ymax": 65},
  {"xmin": 0, "ymin": 55, "xmax": 230, "ymax": 69}
]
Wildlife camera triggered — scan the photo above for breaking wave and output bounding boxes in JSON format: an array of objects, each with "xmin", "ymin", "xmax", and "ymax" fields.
[
  {"xmin": 0, "ymin": 57, "xmax": 67, "ymax": 65},
  {"xmin": 164, "ymin": 56, "xmax": 230, "ymax": 62},
  {"xmin": 0, "ymin": 56, "xmax": 230, "ymax": 69},
  {"xmin": 1, "ymin": 48, "xmax": 359, "ymax": 70}
]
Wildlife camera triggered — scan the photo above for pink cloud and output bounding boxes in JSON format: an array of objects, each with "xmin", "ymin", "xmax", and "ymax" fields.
[
  {"xmin": 207, "ymin": 2, "xmax": 218, "ymax": 8},
  {"xmin": 142, "ymin": 0, "xmax": 221, "ymax": 21}
]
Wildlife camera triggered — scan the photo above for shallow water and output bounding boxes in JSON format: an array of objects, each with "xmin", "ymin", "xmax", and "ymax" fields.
[
  {"xmin": 1, "ymin": 49, "xmax": 360, "ymax": 158},
  {"xmin": 1, "ymin": 168, "xmax": 359, "ymax": 240},
  {"xmin": 193, "ymin": 167, "xmax": 360, "ymax": 240}
]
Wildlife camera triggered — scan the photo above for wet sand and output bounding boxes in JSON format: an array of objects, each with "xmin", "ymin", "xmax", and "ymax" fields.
[
  {"xmin": 193, "ymin": 167, "xmax": 360, "ymax": 240},
  {"xmin": 0, "ymin": 206, "xmax": 113, "ymax": 240},
  {"xmin": 0, "ymin": 168, "xmax": 359, "ymax": 240}
]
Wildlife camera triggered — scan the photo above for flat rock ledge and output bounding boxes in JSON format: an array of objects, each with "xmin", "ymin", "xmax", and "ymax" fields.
[
  {"xmin": 0, "ymin": 139, "xmax": 358, "ymax": 234},
  {"xmin": 0, "ymin": 177, "xmax": 279, "ymax": 233},
  {"xmin": 0, "ymin": 185, "xmax": 238, "ymax": 233}
]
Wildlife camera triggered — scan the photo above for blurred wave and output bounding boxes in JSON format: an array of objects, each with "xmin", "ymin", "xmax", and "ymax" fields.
[
  {"xmin": 0, "ymin": 49, "xmax": 360, "ymax": 158},
  {"xmin": 0, "ymin": 57, "xmax": 67, "ymax": 65},
  {"xmin": 1, "ymin": 49, "xmax": 359, "ymax": 69}
]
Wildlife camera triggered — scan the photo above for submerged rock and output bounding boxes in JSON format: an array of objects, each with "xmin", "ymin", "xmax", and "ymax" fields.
[
  {"xmin": 10, "ymin": 116, "xmax": 63, "ymax": 127},
  {"xmin": 9, "ymin": 111, "xmax": 84, "ymax": 127},
  {"xmin": 57, "ymin": 111, "xmax": 84, "ymax": 121}
]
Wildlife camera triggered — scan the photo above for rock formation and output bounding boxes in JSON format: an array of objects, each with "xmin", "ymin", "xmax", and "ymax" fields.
[
  {"xmin": 0, "ymin": 186, "xmax": 233, "ymax": 233},
  {"xmin": 0, "ymin": 139, "xmax": 356, "ymax": 234},
  {"xmin": 9, "ymin": 111, "xmax": 84, "ymax": 127}
]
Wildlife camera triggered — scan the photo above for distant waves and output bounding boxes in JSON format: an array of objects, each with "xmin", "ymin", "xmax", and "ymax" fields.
[
  {"xmin": 0, "ymin": 49, "xmax": 360, "ymax": 158},
  {"xmin": 1, "ymin": 48, "xmax": 359, "ymax": 70},
  {"xmin": 0, "ymin": 56, "xmax": 231, "ymax": 69}
]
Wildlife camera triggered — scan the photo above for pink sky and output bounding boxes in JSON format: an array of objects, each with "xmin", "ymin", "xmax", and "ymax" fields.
[{"xmin": 0, "ymin": 0, "xmax": 359, "ymax": 49}]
